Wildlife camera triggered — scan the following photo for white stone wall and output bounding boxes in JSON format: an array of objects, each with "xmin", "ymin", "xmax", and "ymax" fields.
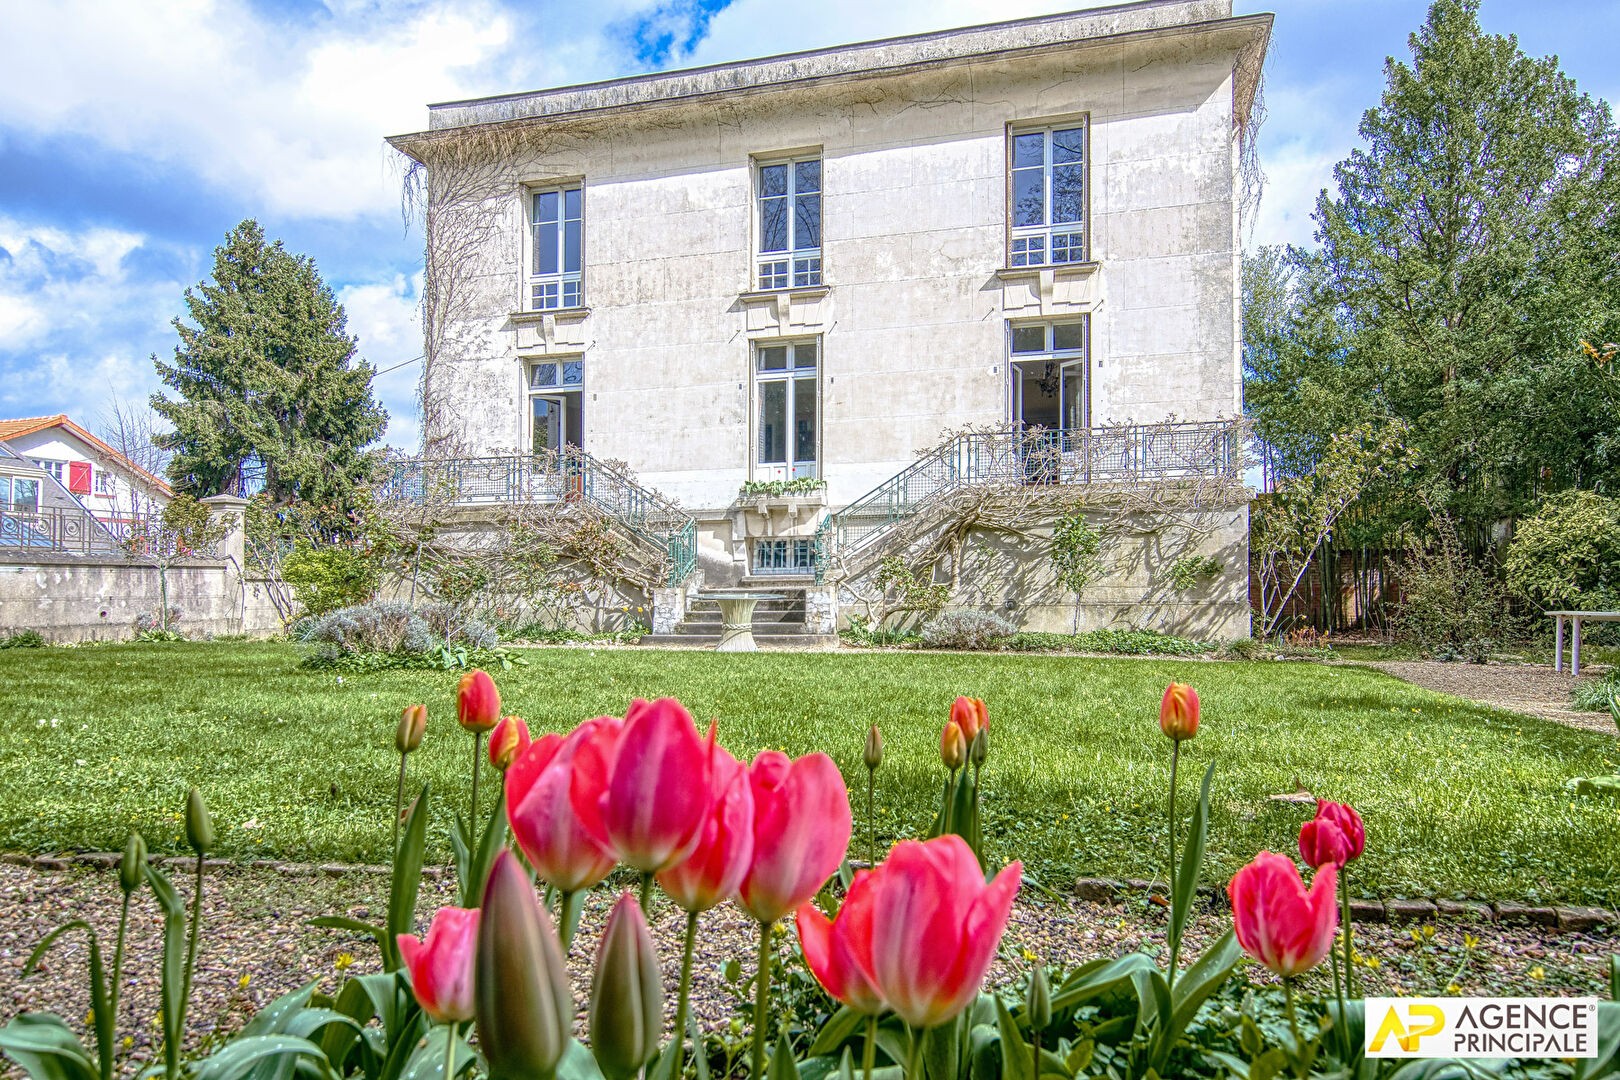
[{"xmin": 421, "ymin": 25, "xmax": 1248, "ymax": 515}]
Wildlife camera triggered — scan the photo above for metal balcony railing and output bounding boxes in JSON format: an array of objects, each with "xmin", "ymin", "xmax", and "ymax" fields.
[
  {"xmin": 814, "ymin": 420, "xmax": 1241, "ymax": 581},
  {"xmin": 0, "ymin": 507, "xmax": 222, "ymax": 559},
  {"xmin": 380, "ymin": 447, "xmax": 698, "ymax": 586}
]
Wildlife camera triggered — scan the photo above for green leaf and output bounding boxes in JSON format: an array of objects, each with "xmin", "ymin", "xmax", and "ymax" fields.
[
  {"xmin": 398, "ymin": 1026, "xmax": 475, "ymax": 1080},
  {"xmin": 689, "ymin": 1016, "xmax": 711, "ymax": 1080},
  {"xmin": 191, "ymin": 1035, "xmax": 331, "ymax": 1080},
  {"xmin": 807, "ymin": 1007, "xmax": 866, "ymax": 1059},
  {"xmin": 922, "ymin": 1020, "xmax": 959, "ymax": 1080},
  {"xmin": 466, "ymin": 788, "xmax": 509, "ymax": 908},
  {"xmin": 768, "ymin": 1031, "xmax": 802, "ymax": 1080},
  {"xmin": 1248, "ymin": 1047, "xmax": 1287, "ymax": 1080},
  {"xmin": 1147, "ymin": 928, "xmax": 1242, "ymax": 1070},
  {"xmin": 995, "ymin": 998, "xmax": 1032, "ymax": 1080},
  {"xmin": 1049, "ymin": 953, "xmax": 1156, "ymax": 1015},
  {"xmin": 22, "ymin": 921, "xmax": 112, "ymax": 1080},
  {"xmin": 307, "ymin": 917, "xmax": 386, "ymax": 946},
  {"xmin": 145, "ymin": 863, "xmax": 188, "ymax": 1080},
  {"xmin": 837, "ymin": 1048, "xmax": 856, "ymax": 1080},
  {"xmin": 387, "ymin": 782, "xmax": 431, "ymax": 972},
  {"xmin": 1169, "ymin": 761, "xmax": 1215, "ymax": 957},
  {"xmin": 1576, "ymin": 1001, "xmax": 1620, "ymax": 1080},
  {"xmin": 557, "ymin": 1038, "xmax": 608, "ymax": 1080},
  {"xmin": 0, "ymin": 1014, "xmax": 97, "ymax": 1080},
  {"xmin": 241, "ymin": 983, "xmax": 318, "ymax": 1036}
]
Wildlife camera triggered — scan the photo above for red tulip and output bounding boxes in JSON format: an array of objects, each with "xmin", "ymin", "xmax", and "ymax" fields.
[
  {"xmin": 1159, "ymin": 682, "xmax": 1199, "ymax": 742},
  {"xmin": 573, "ymin": 698, "xmax": 716, "ymax": 873},
  {"xmin": 739, "ymin": 750, "xmax": 852, "ymax": 924},
  {"xmin": 656, "ymin": 746, "xmax": 755, "ymax": 913},
  {"xmin": 795, "ymin": 870, "xmax": 885, "ymax": 1015},
  {"xmin": 457, "ymin": 669, "xmax": 501, "ymax": 733},
  {"xmin": 939, "ymin": 722, "xmax": 967, "ymax": 770},
  {"xmin": 1228, "ymin": 851, "xmax": 1339, "ymax": 978},
  {"xmin": 865, "ymin": 835, "xmax": 1021, "ymax": 1028},
  {"xmin": 1298, "ymin": 816, "xmax": 1351, "ymax": 870},
  {"xmin": 1313, "ymin": 800, "xmax": 1364, "ymax": 862},
  {"xmin": 507, "ymin": 718, "xmax": 620, "ymax": 892},
  {"xmin": 950, "ymin": 697, "xmax": 989, "ymax": 742},
  {"xmin": 489, "ymin": 716, "xmax": 531, "ymax": 772},
  {"xmin": 398, "ymin": 905, "xmax": 479, "ymax": 1024}
]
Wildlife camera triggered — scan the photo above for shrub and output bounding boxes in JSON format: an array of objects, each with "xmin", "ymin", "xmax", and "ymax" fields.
[
  {"xmin": 0, "ymin": 629, "xmax": 46, "ymax": 649},
  {"xmin": 920, "ymin": 608, "xmax": 1017, "ymax": 650},
  {"xmin": 1505, "ymin": 489, "xmax": 1620, "ymax": 612},
  {"xmin": 1220, "ymin": 636, "xmax": 1266, "ymax": 660},
  {"xmin": 840, "ymin": 614, "xmax": 923, "ymax": 648},
  {"xmin": 134, "ymin": 608, "xmax": 182, "ymax": 633},
  {"xmin": 281, "ymin": 542, "xmax": 381, "ymax": 616},
  {"xmin": 1003, "ymin": 628, "xmax": 1209, "ymax": 656},
  {"xmin": 738, "ymin": 477, "xmax": 827, "ymax": 497},
  {"xmin": 1571, "ymin": 668, "xmax": 1620, "ymax": 712},
  {"xmin": 1395, "ymin": 513, "xmax": 1511, "ymax": 659},
  {"xmin": 1168, "ymin": 554, "xmax": 1223, "ymax": 592},
  {"xmin": 297, "ymin": 600, "xmax": 497, "ymax": 664}
]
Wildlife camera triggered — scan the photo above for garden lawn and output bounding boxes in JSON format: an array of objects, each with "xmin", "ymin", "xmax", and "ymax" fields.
[{"xmin": 1, "ymin": 641, "xmax": 1617, "ymax": 906}]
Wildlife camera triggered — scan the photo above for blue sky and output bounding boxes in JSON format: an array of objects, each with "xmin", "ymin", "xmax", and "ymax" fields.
[{"xmin": 1, "ymin": 0, "xmax": 1615, "ymax": 451}]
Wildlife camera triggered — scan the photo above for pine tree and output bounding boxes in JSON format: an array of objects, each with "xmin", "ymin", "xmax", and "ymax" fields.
[{"xmin": 151, "ymin": 220, "xmax": 387, "ymax": 509}]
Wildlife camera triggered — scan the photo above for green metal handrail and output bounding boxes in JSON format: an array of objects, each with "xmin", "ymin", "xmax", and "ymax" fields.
[
  {"xmin": 381, "ymin": 448, "xmax": 698, "ymax": 587},
  {"xmin": 814, "ymin": 420, "xmax": 1240, "ymax": 582}
]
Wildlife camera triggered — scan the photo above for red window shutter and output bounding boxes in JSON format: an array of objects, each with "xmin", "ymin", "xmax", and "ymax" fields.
[{"xmin": 68, "ymin": 461, "xmax": 91, "ymax": 495}]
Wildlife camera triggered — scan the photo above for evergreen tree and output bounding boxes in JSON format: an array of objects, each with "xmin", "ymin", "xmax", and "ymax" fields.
[{"xmin": 151, "ymin": 220, "xmax": 387, "ymax": 508}]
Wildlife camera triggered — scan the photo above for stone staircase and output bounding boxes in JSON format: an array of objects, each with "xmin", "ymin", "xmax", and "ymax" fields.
[{"xmin": 642, "ymin": 588, "xmax": 837, "ymax": 648}]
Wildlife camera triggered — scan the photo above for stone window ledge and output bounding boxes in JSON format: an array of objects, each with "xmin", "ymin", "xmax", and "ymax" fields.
[
  {"xmin": 508, "ymin": 306, "xmax": 591, "ymax": 325},
  {"xmin": 995, "ymin": 262, "xmax": 1101, "ymax": 282}
]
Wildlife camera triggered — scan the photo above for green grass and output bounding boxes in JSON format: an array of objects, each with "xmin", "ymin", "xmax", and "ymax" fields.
[{"xmin": 2, "ymin": 641, "xmax": 1618, "ymax": 906}]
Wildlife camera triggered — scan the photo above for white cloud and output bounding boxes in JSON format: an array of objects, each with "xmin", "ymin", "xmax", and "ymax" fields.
[
  {"xmin": 0, "ymin": 218, "xmax": 172, "ymax": 351},
  {"xmin": 338, "ymin": 272, "xmax": 424, "ymax": 450}
]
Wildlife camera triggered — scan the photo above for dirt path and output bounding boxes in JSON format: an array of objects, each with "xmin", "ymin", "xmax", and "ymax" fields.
[{"xmin": 1356, "ymin": 660, "xmax": 1617, "ymax": 734}]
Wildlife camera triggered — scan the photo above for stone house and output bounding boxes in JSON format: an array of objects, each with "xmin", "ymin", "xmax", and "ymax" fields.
[{"xmin": 388, "ymin": 0, "xmax": 1269, "ymax": 640}]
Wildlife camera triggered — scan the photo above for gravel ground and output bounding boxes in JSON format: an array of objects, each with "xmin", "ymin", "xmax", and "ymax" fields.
[
  {"xmin": 1359, "ymin": 660, "xmax": 1617, "ymax": 733},
  {"xmin": 2, "ymin": 863, "xmax": 1614, "ymax": 1071}
]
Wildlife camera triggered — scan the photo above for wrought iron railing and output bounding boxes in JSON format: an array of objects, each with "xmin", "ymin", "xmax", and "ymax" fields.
[
  {"xmin": 380, "ymin": 448, "xmax": 698, "ymax": 586},
  {"xmin": 0, "ymin": 507, "xmax": 222, "ymax": 560},
  {"xmin": 814, "ymin": 420, "xmax": 1241, "ymax": 582}
]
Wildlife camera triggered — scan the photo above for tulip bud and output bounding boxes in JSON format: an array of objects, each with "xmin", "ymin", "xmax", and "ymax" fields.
[
  {"xmin": 185, "ymin": 787, "xmax": 214, "ymax": 854},
  {"xmin": 970, "ymin": 726, "xmax": 988, "ymax": 767},
  {"xmin": 589, "ymin": 893, "xmax": 663, "ymax": 1080},
  {"xmin": 119, "ymin": 832, "xmax": 147, "ymax": 895},
  {"xmin": 863, "ymin": 724, "xmax": 883, "ymax": 772},
  {"xmin": 939, "ymin": 721, "xmax": 966, "ymax": 771},
  {"xmin": 489, "ymin": 716, "xmax": 531, "ymax": 773},
  {"xmin": 1026, "ymin": 965, "xmax": 1051, "ymax": 1032},
  {"xmin": 476, "ymin": 851, "xmax": 573, "ymax": 1080},
  {"xmin": 458, "ymin": 669, "xmax": 501, "ymax": 734},
  {"xmin": 396, "ymin": 704, "xmax": 427, "ymax": 754},
  {"xmin": 1158, "ymin": 682, "xmax": 1200, "ymax": 742}
]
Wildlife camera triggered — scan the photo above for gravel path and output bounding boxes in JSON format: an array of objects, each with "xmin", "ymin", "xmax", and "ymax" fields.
[
  {"xmin": 2, "ymin": 863, "xmax": 1613, "ymax": 1071},
  {"xmin": 1359, "ymin": 660, "xmax": 1617, "ymax": 733}
]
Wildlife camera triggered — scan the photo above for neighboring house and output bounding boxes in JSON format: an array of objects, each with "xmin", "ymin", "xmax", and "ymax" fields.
[
  {"xmin": 0, "ymin": 415, "xmax": 172, "ymax": 524},
  {"xmin": 388, "ymin": 0, "xmax": 1269, "ymax": 637}
]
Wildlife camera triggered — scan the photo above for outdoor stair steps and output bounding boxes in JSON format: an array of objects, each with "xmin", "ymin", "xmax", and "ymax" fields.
[{"xmin": 642, "ymin": 589, "xmax": 836, "ymax": 647}]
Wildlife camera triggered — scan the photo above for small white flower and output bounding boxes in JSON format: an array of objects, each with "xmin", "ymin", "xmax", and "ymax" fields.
[
  {"xmin": 74, "ymin": 759, "xmax": 86, "ymax": 767},
  {"xmin": 335, "ymin": 676, "xmax": 344, "ymax": 685}
]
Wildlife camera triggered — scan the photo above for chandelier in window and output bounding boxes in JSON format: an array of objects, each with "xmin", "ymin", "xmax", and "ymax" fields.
[{"xmin": 1037, "ymin": 362, "xmax": 1061, "ymax": 397}]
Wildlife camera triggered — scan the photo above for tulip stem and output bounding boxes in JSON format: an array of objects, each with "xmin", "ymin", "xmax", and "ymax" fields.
[
  {"xmin": 1283, "ymin": 978, "xmax": 1306, "ymax": 1079},
  {"xmin": 673, "ymin": 909, "xmax": 700, "ymax": 1080},
  {"xmin": 943, "ymin": 768, "xmax": 958, "ymax": 835},
  {"xmin": 905, "ymin": 1025, "xmax": 923, "ymax": 1080},
  {"xmin": 866, "ymin": 768, "xmax": 876, "ymax": 868},
  {"xmin": 181, "ymin": 853, "xmax": 204, "ymax": 1032},
  {"xmin": 862, "ymin": 1015, "xmax": 877, "ymax": 1080},
  {"xmin": 470, "ymin": 733, "xmax": 484, "ymax": 843},
  {"xmin": 1340, "ymin": 871, "xmax": 1355, "ymax": 999},
  {"xmin": 751, "ymin": 920, "xmax": 774, "ymax": 1080},
  {"xmin": 639, "ymin": 871, "xmax": 654, "ymax": 913},
  {"xmin": 1166, "ymin": 739, "xmax": 1180, "ymax": 987},
  {"xmin": 442, "ymin": 1021, "xmax": 457, "ymax": 1080},
  {"xmin": 393, "ymin": 752, "xmax": 408, "ymax": 859},
  {"xmin": 110, "ymin": 891, "xmax": 131, "ymax": 1026},
  {"xmin": 558, "ymin": 890, "xmax": 577, "ymax": 954}
]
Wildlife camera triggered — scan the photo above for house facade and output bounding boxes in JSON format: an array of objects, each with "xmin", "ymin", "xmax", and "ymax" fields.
[
  {"xmin": 390, "ymin": 0, "xmax": 1268, "ymax": 639},
  {"xmin": 0, "ymin": 415, "xmax": 171, "ymax": 525}
]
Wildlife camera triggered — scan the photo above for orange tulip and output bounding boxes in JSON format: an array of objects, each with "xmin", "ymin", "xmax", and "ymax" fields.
[
  {"xmin": 950, "ymin": 696, "xmax": 988, "ymax": 741},
  {"xmin": 396, "ymin": 704, "xmax": 427, "ymax": 754},
  {"xmin": 489, "ymin": 716, "xmax": 531, "ymax": 772},
  {"xmin": 1158, "ymin": 682, "xmax": 1199, "ymax": 742},
  {"xmin": 457, "ymin": 669, "xmax": 501, "ymax": 733},
  {"xmin": 939, "ymin": 721, "xmax": 967, "ymax": 770}
]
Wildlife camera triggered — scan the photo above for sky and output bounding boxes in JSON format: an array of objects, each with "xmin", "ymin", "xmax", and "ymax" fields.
[{"xmin": 0, "ymin": 0, "xmax": 1616, "ymax": 452}]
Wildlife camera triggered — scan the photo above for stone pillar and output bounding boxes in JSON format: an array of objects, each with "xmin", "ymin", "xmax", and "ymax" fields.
[
  {"xmin": 200, "ymin": 494, "xmax": 249, "ymax": 566},
  {"xmin": 803, "ymin": 583, "xmax": 839, "ymax": 636},
  {"xmin": 652, "ymin": 585, "xmax": 688, "ymax": 635}
]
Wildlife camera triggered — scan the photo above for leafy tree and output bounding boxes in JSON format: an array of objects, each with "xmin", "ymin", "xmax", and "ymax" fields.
[
  {"xmin": 1245, "ymin": 0, "xmax": 1620, "ymax": 530},
  {"xmin": 152, "ymin": 220, "xmax": 386, "ymax": 510},
  {"xmin": 1504, "ymin": 489, "xmax": 1620, "ymax": 611}
]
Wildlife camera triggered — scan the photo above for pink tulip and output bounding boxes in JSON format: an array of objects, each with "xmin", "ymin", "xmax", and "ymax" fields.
[
  {"xmin": 489, "ymin": 716, "xmax": 531, "ymax": 772},
  {"xmin": 507, "ymin": 718, "xmax": 620, "ymax": 892},
  {"xmin": 1159, "ymin": 682, "xmax": 1200, "ymax": 742},
  {"xmin": 1298, "ymin": 816, "xmax": 1351, "ymax": 870},
  {"xmin": 398, "ymin": 905, "xmax": 480, "ymax": 1024},
  {"xmin": 656, "ymin": 746, "xmax": 755, "ymax": 913},
  {"xmin": 738, "ymin": 750, "xmax": 853, "ymax": 924},
  {"xmin": 795, "ymin": 870, "xmax": 885, "ymax": 1015},
  {"xmin": 573, "ymin": 698, "xmax": 716, "ymax": 873},
  {"xmin": 864, "ymin": 835, "xmax": 1021, "ymax": 1029},
  {"xmin": 1313, "ymin": 800, "xmax": 1364, "ymax": 862},
  {"xmin": 457, "ymin": 669, "xmax": 501, "ymax": 733},
  {"xmin": 1228, "ymin": 851, "xmax": 1339, "ymax": 978},
  {"xmin": 950, "ymin": 697, "xmax": 989, "ymax": 742}
]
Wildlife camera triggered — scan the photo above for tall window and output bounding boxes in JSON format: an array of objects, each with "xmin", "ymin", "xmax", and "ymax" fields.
[
  {"xmin": 528, "ymin": 358, "xmax": 584, "ymax": 454},
  {"xmin": 529, "ymin": 185, "xmax": 583, "ymax": 310},
  {"xmin": 1010, "ymin": 320, "xmax": 1087, "ymax": 434},
  {"xmin": 1009, "ymin": 124, "xmax": 1087, "ymax": 267},
  {"xmin": 755, "ymin": 340, "xmax": 818, "ymax": 480},
  {"xmin": 756, "ymin": 157, "xmax": 821, "ymax": 290}
]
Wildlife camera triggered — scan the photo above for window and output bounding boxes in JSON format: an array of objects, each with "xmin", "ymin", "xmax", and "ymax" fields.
[
  {"xmin": 528, "ymin": 358, "xmax": 584, "ymax": 454},
  {"xmin": 1010, "ymin": 320, "xmax": 1088, "ymax": 434},
  {"xmin": 529, "ymin": 185, "xmax": 583, "ymax": 311},
  {"xmin": 754, "ymin": 340, "xmax": 818, "ymax": 481},
  {"xmin": 753, "ymin": 539, "xmax": 816, "ymax": 576},
  {"xmin": 756, "ymin": 157, "xmax": 821, "ymax": 290},
  {"xmin": 94, "ymin": 470, "xmax": 115, "ymax": 496},
  {"xmin": 33, "ymin": 459, "xmax": 63, "ymax": 483},
  {"xmin": 0, "ymin": 475, "xmax": 40, "ymax": 512},
  {"xmin": 1009, "ymin": 123, "xmax": 1087, "ymax": 267}
]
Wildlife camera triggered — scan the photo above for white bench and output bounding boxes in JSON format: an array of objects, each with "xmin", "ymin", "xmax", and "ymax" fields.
[{"xmin": 1547, "ymin": 610, "xmax": 1620, "ymax": 677}]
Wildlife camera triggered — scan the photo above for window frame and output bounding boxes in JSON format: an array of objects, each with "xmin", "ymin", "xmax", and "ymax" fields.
[
  {"xmin": 1005, "ymin": 116, "xmax": 1091, "ymax": 269},
  {"xmin": 752, "ymin": 153, "xmax": 823, "ymax": 291},
  {"xmin": 750, "ymin": 337, "xmax": 821, "ymax": 482},
  {"xmin": 525, "ymin": 356, "xmax": 586, "ymax": 455},
  {"xmin": 525, "ymin": 180, "xmax": 586, "ymax": 313},
  {"xmin": 1007, "ymin": 317, "xmax": 1090, "ymax": 434}
]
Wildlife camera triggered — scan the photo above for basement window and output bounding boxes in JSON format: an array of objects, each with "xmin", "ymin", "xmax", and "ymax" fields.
[{"xmin": 754, "ymin": 539, "xmax": 816, "ymax": 575}]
